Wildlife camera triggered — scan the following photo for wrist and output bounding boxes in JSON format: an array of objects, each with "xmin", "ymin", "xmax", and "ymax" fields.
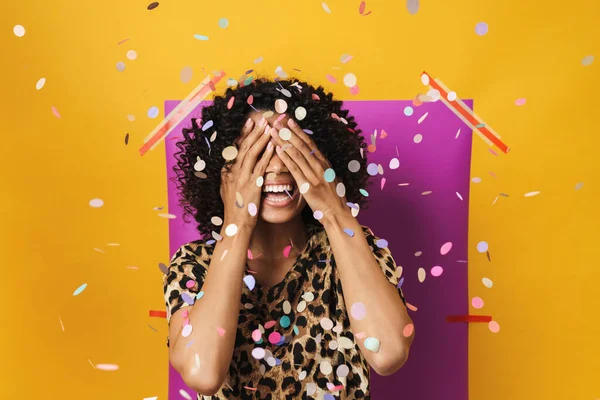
[{"xmin": 321, "ymin": 208, "xmax": 356, "ymax": 231}]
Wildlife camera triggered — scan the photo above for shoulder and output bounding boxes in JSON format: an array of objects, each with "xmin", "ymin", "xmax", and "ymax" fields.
[{"xmin": 169, "ymin": 238, "xmax": 214, "ymax": 266}]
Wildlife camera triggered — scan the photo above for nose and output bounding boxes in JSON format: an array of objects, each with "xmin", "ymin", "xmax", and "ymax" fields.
[{"xmin": 265, "ymin": 152, "xmax": 286, "ymax": 175}]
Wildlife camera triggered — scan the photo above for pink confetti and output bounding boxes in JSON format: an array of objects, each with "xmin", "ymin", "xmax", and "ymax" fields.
[
  {"xmin": 247, "ymin": 249, "xmax": 253, "ymax": 260},
  {"xmin": 350, "ymin": 85, "xmax": 360, "ymax": 95},
  {"xmin": 95, "ymin": 364, "xmax": 119, "ymax": 371},
  {"xmin": 243, "ymin": 386, "xmax": 257, "ymax": 391},
  {"xmin": 227, "ymin": 96, "xmax": 235, "ymax": 109},
  {"xmin": 440, "ymin": 242, "xmax": 453, "ymax": 255},
  {"xmin": 252, "ymin": 329, "xmax": 262, "ymax": 342},
  {"xmin": 331, "ymin": 385, "xmax": 345, "ymax": 391},
  {"xmin": 268, "ymin": 331, "xmax": 281, "ymax": 344},
  {"xmin": 355, "ymin": 332, "xmax": 367, "ymax": 339},
  {"xmin": 488, "ymin": 148, "xmax": 498, "ymax": 156},
  {"xmin": 406, "ymin": 302, "xmax": 418, "ymax": 312},
  {"xmin": 52, "ymin": 106, "xmax": 61, "ymax": 118},
  {"xmin": 515, "ymin": 98, "xmax": 526, "ymax": 106},
  {"xmin": 185, "ymin": 280, "xmax": 196, "ymax": 288},
  {"xmin": 403, "ymin": 323, "xmax": 414, "ymax": 337},
  {"xmin": 264, "ymin": 321, "xmax": 277, "ymax": 329},
  {"xmin": 283, "ymin": 245, "xmax": 292, "ymax": 258},
  {"xmin": 381, "ymin": 177, "xmax": 386, "ymax": 190},
  {"xmin": 489, "ymin": 320, "xmax": 500, "ymax": 333},
  {"xmin": 380, "ymin": 129, "xmax": 388, "ymax": 139},
  {"xmin": 247, "ymin": 95, "xmax": 254, "ymax": 105},
  {"xmin": 312, "ymin": 93, "xmax": 320, "ymax": 101},
  {"xmin": 326, "ymin": 74, "xmax": 337, "ymax": 83},
  {"xmin": 472, "ymin": 297, "xmax": 484, "ymax": 309},
  {"xmin": 431, "ymin": 266, "xmax": 444, "ymax": 277},
  {"xmin": 217, "ymin": 327, "xmax": 226, "ymax": 336}
]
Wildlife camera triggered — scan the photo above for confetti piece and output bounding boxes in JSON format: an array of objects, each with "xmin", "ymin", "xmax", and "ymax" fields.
[
  {"xmin": 326, "ymin": 74, "xmax": 337, "ymax": 83},
  {"xmin": 482, "ymin": 277, "xmax": 493, "ymax": 288},
  {"xmin": 218, "ymin": 17, "xmax": 229, "ymax": 28},
  {"xmin": 279, "ymin": 128, "xmax": 292, "ymax": 140},
  {"xmin": 431, "ymin": 266, "xmax": 443, "ymax": 277},
  {"xmin": 446, "ymin": 315, "xmax": 492, "ymax": 323},
  {"xmin": 147, "ymin": 2, "xmax": 159, "ymax": 10},
  {"xmin": 196, "ymin": 291, "xmax": 204, "ymax": 299},
  {"xmin": 322, "ymin": 2, "xmax": 331, "ymax": 13},
  {"xmin": 51, "ymin": 106, "xmax": 61, "ymax": 118},
  {"xmin": 486, "ymin": 251, "xmax": 491, "ymax": 262},
  {"xmin": 364, "ymin": 337, "xmax": 380, "ymax": 352},
  {"xmin": 126, "ymin": 50, "xmax": 137, "ymax": 60},
  {"xmin": 313, "ymin": 210, "xmax": 324, "ymax": 220},
  {"xmin": 477, "ymin": 241, "xmax": 488, "ymax": 253},
  {"xmin": 418, "ymin": 268, "xmax": 426, "ymax": 282},
  {"xmin": 320, "ymin": 317, "xmax": 334, "ymax": 330},
  {"xmin": 96, "ymin": 364, "xmax": 119, "ymax": 371},
  {"xmin": 404, "ymin": 106, "xmax": 414, "ymax": 116},
  {"xmin": 348, "ymin": 160, "xmax": 361, "ymax": 172},
  {"xmin": 403, "ymin": 323, "xmax": 414, "ymax": 337},
  {"xmin": 73, "ymin": 283, "xmax": 87, "ymax": 296},
  {"xmin": 366, "ymin": 163, "xmax": 378, "ymax": 176},
  {"xmin": 35, "ymin": 77, "xmax": 46, "ymax": 90},
  {"xmin": 417, "ymin": 112, "xmax": 428, "ymax": 124},
  {"xmin": 193, "ymin": 34, "xmax": 209, "ymax": 41},
  {"xmin": 248, "ymin": 202, "xmax": 257, "ymax": 217},
  {"xmin": 243, "ymin": 275, "xmax": 255, "ymax": 291},
  {"xmin": 472, "ymin": 177, "xmax": 482, "ymax": 183},
  {"xmin": 295, "ymin": 107, "xmax": 307, "ymax": 120},
  {"xmin": 220, "ymin": 249, "xmax": 229, "ymax": 261},
  {"xmin": 275, "ymin": 99, "xmax": 288, "ymax": 113},
  {"xmin": 472, "ymin": 297, "xmax": 484, "ymax": 309},
  {"xmin": 268, "ymin": 331, "xmax": 282, "ymax": 344},
  {"xmin": 406, "ymin": 0, "xmax": 419, "ymax": 14},
  {"xmin": 89, "ymin": 198, "xmax": 104, "ymax": 208},
  {"xmin": 343, "ymin": 228, "xmax": 355, "ymax": 237},
  {"xmin": 582, "ymin": 55, "xmax": 595, "ymax": 66},
  {"xmin": 116, "ymin": 61, "xmax": 126, "ymax": 72},
  {"xmin": 181, "ymin": 292, "xmax": 195, "ymax": 305},
  {"xmin": 343, "ymin": 73, "xmax": 357, "ymax": 87},
  {"xmin": 515, "ymin": 98, "xmax": 526, "ymax": 106},
  {"xmin": 210, "ymin": 216, "xmax": 223, "ymax": 226},
  {"xmin": 216, "ymin": 327, "xmax": 226, "ymax": 337},
  {"xmin": 143, "ymin": 397, "xmax": 158, "ymax": 400},
  {"xmin": 148, "ymin": 324, "xmax": 158, "ymax": 332},
  {"xmin": 149, "ymin": 310, "xmax": 167, "ymax": 318},
  {"xmin": 157, "ymin": 213, "xmax": 176, "ymax": 219},
  {"xmin": 350, "ymin": 302, "xmax": 366, "ymax": 320},
  {"xmin": 475, "ymin": 22, "xmax": 488, "ymax": 35},
  {"xmin": 179, "ymin": 389, "xmax": 193, "ymax": 400},
  {"xmin": 359, "ymin": 188, "xmax": 369, "ymax": 197},
  {"xmin": 222, "ymin": 146, "xmax": 238, "ymax": 160},
  {"xmin": 335, "ymin": 182, "xmax": 346, "ymax": 197},
  {"xmin": 380, "ymin": 178, "xmax": 386, "ymax": 190},
  {"xmin": 575, "ymin": 182, "xmax": 584, "ymax": 190},
  {"xmin": 388, "ymin": 158, "xmax": 400, "ymax": 170},
  {"xmin": 182, "ymin": 324, "xmax": 193, "ymax": 337},
  {"xmin": 59, "ymin": 316, "xmax": 65, "ymax": 332},
  {"xmin": 440, "ymin": 242, "xmax": 453, "ymax": 255},
  {"xmin": 324, "ymin": 168, "xmax": 336, "ymax": 182},
  {"xmin": 456, "ymin": 192, "xmax": 463, "ymax": 200},
  {"xmin": 524, "ymin": 191, "xmax": 540, "ymax": 197},
  {"xmin": 13, "ymin": 24, "xmax": 26, "ymax": 37},
  {"xmin": 489, "ymin": 320, "xmax": 500, "ymax": 333}
]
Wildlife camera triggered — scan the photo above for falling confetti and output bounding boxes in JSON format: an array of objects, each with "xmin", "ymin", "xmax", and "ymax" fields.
[
  {"xmin": 324, "ymin": 168, "xmax": 336, "ymax": 182},
  {"xmin": 147, "ymin": 2, "xmax": 159, "ymax": 10},
  {"xmin": 279, "ymin": 128, "xmax": 292, "ymax": 140},
  {"xmin": 403, "ymin": 106, "xmax": 414, "ymax": 116},
  {"xmin": 52, "ymin": 106, "xmax": 61, "ymax": 118},
  {"xmin": 295, "ymin": 107, "xmax": 307, "ymax": 120},
  {"xmin": 582, "ymin": 55, "xmax": 595, "ymax": 66},
  {"xmin": 147, "ymin": 106, "xmax": 159, "ymax": 119},
  {"xmin": 524, "ymin": 191, "xmax": 540, "ymax": 197},
  {"xmin": 475, "ymin": 22, "xmax": 489, "ymax": 35},
  {"xmin": 275, "ymin": 99, "xmax": 288, "ymax": 113},
  {"xmin": 222, "ymin": 146, "xmax": 238, "ymax": 160},
  {"xmin": 96, "ymin": 364, "xmax": 119, "ymax": 371},
  {"xmin": 89, "ymin": 198, "xmax": 104, "ymax": 208},
  {"xmin": 515, "ymin": 98, "xmax": 527, "ymax": 106},
  {"xmin": 248, "ymin": 202, "xmax": 257, "ymax": 217},
  {"xmin": 243, "ymin": 275, "xmax": 255, "ymax": 290},
  {"xmin": 477, "ymin": 241, "xmax": 489, "ymax": 253},
  {"xmin": 126, "ymin": 50, "xmax": 137, "ymax": 60},
  {"xmin": 193, "ymin": 34, "xmax": 209, "ymax": 41},
  {"xmin": 482, "ymin": 277, "xmax": 493, "ymax": 288},
  {"xmin": 313, "ymin": 210, "xmax": 324, "ymax": 220},
  {"xmin": 348, "ymin": 160, "xmax": 361, "ymax": 173},
  {"xmin": 471, "ymin": 297, "xmax": 484, "ymax": 309},
  {"xmin": 124, "ymin": 133, "xmax": 129, "ymax": 145},
  {"xmin": 59, "ymin": 316, "xmax": 65, "ymax": 332},
  {"xmin": 364, "ymin": 337, "xmax": 380, "ymax": 352},
  {"xmin": 431, "ymin": 266, "xmax": 443, "ymax": 277},
  {"xmin": 116, "ymin": 61, "xmax": 126, "ymax": 72},
  {"xmin": 406, "ymin": 0, "xmax": 419, "ymax": 14},
  {"xmin": 218, "ymin": 18, "xmax": 229, "ymax": 28},
  {"xmin": 343, "ymin": 73, "xmax": 357, "ymax": 87},
  {"xmin": 180, "ymin": 66, "xmax": 193, "ymax": 83},
  {"xmin": 179, "ymin": 389, "xmax": 193, "ymax": 400},
  {"xmin": 488, "ymin": 320, "xmax": 500, "ymax": 333},
  {"xmin": 343, "ymin": 228, "xmax": 355, "ymax": 237},
  {"xmin": 418, "ymin": 267, "xmax": 426, "ymax": 282},
  {"xmin": 413, "ymin": 134, "xmax": 423, "ymax": 143},
  {"xmin": 225, "ymin": 224, "xmax": 238, "ymax": 237},
  {"xmin": 575, "ymin": 182, "xmax": 584, "ymax": 190},
  {"xmin": 322, "ymin": 2, "xmax": 331, "ymax": 13},
  {"xmin": 36, "ymin": 78, "xmax": 46, "ymax": 90},
  {"xmin": 403, "ymin": 323, "xmax": 414, "ymax": 337},
  {"xmin": 73, "ymin": 283, "xmax": 87, "ymax": 296},
  {"xmin": 350, "ymin": 302, "xmax": 366, "ymax": 320},
  {"xmin": 326, "ymin": 74, "xmax": 337, "ymax": 83},
  {"xmin": 440, "ymin": 242, "xmax": 453, "ymax": 255}
]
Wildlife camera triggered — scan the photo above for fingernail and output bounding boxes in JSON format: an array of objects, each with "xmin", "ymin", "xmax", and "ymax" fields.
[
  {"xmin": 288, "ymin": 119, "xmax": 297, "ymax": 128},
  {"xmin": 274, "ymin": 121, "xmax": 283, "ymax": 129},
  {"xmin": 264, "ymin": 126, "xmax": 270, "ymax": 135},
  {"xmin": 276, "ymin": 145, "xmax": 282, "ymax": 153},
  {"xmin": 282, "ymin": 143, "xmax": 292, "ymax": 151},
  {"xmin": 259, "ymin": 117, "xmax": 266, "ymax": 126},
  {"xmin": 245, "ymin": 118, "xmax": 252, "ymax": 127},
  {"xmin": 270, "ymin": 128, "xmax": 278, "ymax": 138},
  {"xmin": 267, "ymin": 141, "xmax": 273, "ymax": 151}
]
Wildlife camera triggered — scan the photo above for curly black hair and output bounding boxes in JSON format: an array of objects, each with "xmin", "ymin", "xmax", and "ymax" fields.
[{"xmin": 171, "ymin": 76, "xmax": 370, "ymax": 238}]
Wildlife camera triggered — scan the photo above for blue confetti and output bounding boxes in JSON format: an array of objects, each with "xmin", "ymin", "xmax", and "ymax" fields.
[
  {"xmin": 196, "ymin": 291, "xmax": 205, "ymax": 300},
  {"xmin": 404, "ymin": 106, "xmax": 414, "ymax": 116},
  {"xmin": 343, "ymin": 228, "xmax": 355, "ymax": 237},
  {"xmin": 73, "ymin": 283, "xmax": 87, "ymax": 296},
  {"xmin": 359, "ymin": 188, "xmax": 369, "ymax": 197},
  {"xmin": 218, "ymin": 18, "xmax": 229, "ymax": 28},
  {"xmin": 376, "ymin": 239, "xmax": 388, "ymax": 248},
  {"xmin": 346, "ymin": 202, "xmax": 359, "ymax": 209},
  {"xmin": 398, "ymin": 277, "xmax": 404, "ymax": 287},
  {"xmin": 280, "ymin": 316, "xmax": 291, "ymax": 328},
  {"xmin": 193, "ymin": 34, "xmax": 209, "ymax": 41},
  {"xmin": 324, "ymin": 168, "xmax": 336, "ymax": 182}
]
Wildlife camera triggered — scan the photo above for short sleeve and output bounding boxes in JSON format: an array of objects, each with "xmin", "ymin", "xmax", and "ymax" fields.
[
  {"xmin": 361, "ymin": 226, "xmax": 406, "ymax": 306},
  {"xmin": 162, "ymin": 240, "xmax": 212, "ymax": 347}
]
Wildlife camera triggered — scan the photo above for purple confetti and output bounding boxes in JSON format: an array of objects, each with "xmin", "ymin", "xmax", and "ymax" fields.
[
  {"xmin": 201, "ymin": 120, "xmax": 214, "ymax": 131},
  {"xmin": 303, "ymin": 129, "xmax": 313, "ymax": 135},
  {"xmin": 343, "ymin": 228, "xmax": 355, "ymax": 237},
  {"xmin": 375, "ymin": 239, "xmax": 388, "ymax": 248},
  {"xmin": 206, "ymin": 240, "xmax": 216, "ymax": 245},
  {"xmin": 346, "ymin": 202, "xmax": 359, "ymax": 210},
  {"xmin": 284, "ymin": 189, "xmax": 293, "ymax": 199},
  {"xmin": 181, "ymin": 292, "xmax": 195, "ymax": 305},
  {"xmin": 309, "ymin": 149, "xmax": 317, "ymax": 155},
  {"xmin": 398, "ymin": 277, "xmax": 404, "ymax": 288}
]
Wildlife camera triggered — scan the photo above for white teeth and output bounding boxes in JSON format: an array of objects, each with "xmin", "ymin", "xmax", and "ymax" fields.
[{"xmin": 262, "ymin": 184, "xmax": 293, "ymax": 193}]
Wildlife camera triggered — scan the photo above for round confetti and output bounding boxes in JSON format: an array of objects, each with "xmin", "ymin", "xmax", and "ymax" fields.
[
  {"xmin": 185, "ymin": 280, "xmax": 196, "ymax": 289},
  {"xmin": 218, "ymin": 18, "xmax": 229, "ymax": 28},
  {"xmin": 89, "ymin": 198, "xmax": 104, "ymax": 208},
  {"xmin": 403, "ymin": 323, "xmax": 414, "ymax": 337},
  {"xmin": 336, "ymin": 182, "xmax": 346, "ymax": 197},
  {"xmin": 338, "ymin": 337, "xmax": 353, "ymax": 349},
  {"xmin": 364, "ymin": 337, "xmax": 380, "ymax": 352},
  {"xmin": 447, "ymin": 91, "xmax": 457, "ymax": 101},
  {"xmin": 252, "ymin": 347, "xmax": 265, "ymax": 359},
  {"xmin": 582, "ymin": 55, "xmax": 595, "ymax": 66},
  {"xmin": 147, "ymin": 2, "xmax": 159, "ymax": 10},
  {"xmin": 366, "ymin": 163, "xmax": 378, "ymax": 176},
  {"xmin": 406, "ymin": 0, "xmax": 419, "ymax": 14},
  {"xmin": 225, "ymin": 224, "xmax": 238, "ymax": 236},
  {"xmin": 127, "ymin": 114, "xmax": 135, "ymax": 121},
  {"xmin": 403, "ymin": 106, "xmax": 414, "ymax": 116},
  {"xmin": 279, "ymin": 128, "xmax": 292, "ymax": 140},
  {"xmin": 243, "ymin": 275, "xmax": 255, "ymax": 290},
  {"xmin": 299, "ymin": 370, "xmax": 307, "ymax": 380},
  {"xmin": 126, "ymin": 50, "xmax": 137, "ymax": 60},
  {"xmin": 283, "ymin": 300, "xmax": 292, "ymax": 314},
  {"xmin": 180, "ymin": 66, "xmax": 193, "ymax": 83},
  {"xmin": 489, "ymin": 320, "xmax": 500, "ymax": 333},
  {"xmin": 295, "ymin": 106, "xmax": 307, "ymax": 121},
  {"xmin": 320, "ymin": 360, "xmax": 333, "ymax": 375},
  {"xmin": 182, "ymin": 324, "xmax": 193, "ymax": 337},
  {"xmin": 307, "ymin": 382, "xmax": 317, "ymax": 396},
  {"xmin": 297, "ymin": 300, "xmax": 307, "ymax": 312},
  {"xmin": 248, "ymin": 202, "xmax": 257, "ymax": 217},
  {"xmin": 343, "ymin": 73, "xmax": 357, "ymax": 87},
  {"xmin": 275, "ymin": 99, "xmax": 288, "ymax": 113},
  {"xmin": 472, "ymin": 177, "xmax": 482, "ymax": 183},
  {"xmin": 116, "ymin": 62, "xmax": 126, "ymax": 72},
  {"xmin": 482, "ymin": 277, "xmax": 493, "ymax": 288},
  {"xmin": 418, "ymin": 267, "xmax": 426, "ymax": 282},
  {"xmin": 440, "ymin": 242, "xmax": 453, "ymax": 255},
  {"xmin": 575, "ymin": 182, "xmax": 584, "ymax": 191},
  {"xmin": 222, "ymin": 146, "xmax": 238, "ymax": 160},
  {"xmin": 389, "ymin": 158, "xmax": 400, "ymax": 170},
  {"xmin": 475, "ymin": 22, "xmax": 488, "ymax": 35},
  {"xmin": 359, "ymin": 188, "xmax": 369, "ymax": 197},
  {"xmin": 320, "ymin": 317, "xmax": 334, "ymax": 330},
  {"xmin": 375, "ymin": 239, "xmax": 388, "ymax": 248},
  {"xmin": 420, "ymin": 73, "xmax": 429, "ymax": 85},
  {"xmin": 324, "ymin": 168, "xmax": 336, "ymax": 182},
  {"xmin": 427, "ymin": 89, "xmax": 441, "ymax": 101},
  {"xmin": 73, "ymin": 283, "xmax": 87, "ymax": 296},
  {"xmin": 299, "ymin": 182, "xmax": 310, "ymax": 194},
  {"xmin": 350, "ymin": 85, "xmax": 360, "ymax": 95},
  {"xmin": 515, "ymin": 98, "xmax": 527, "ymax": 106},
  {"xmin": 477, "ymin": 241, "xmax": 488, "ymax": 253},
  {"xmin": 328, "ymin": 340, "xmax": 338, "ymax": 350},
  {"xmin": 303, "ymin": 292, "xmax": 315, "ymax": 301},
  {"xmin": 472, "ymin": 297, "xmax": 484, "ymax": 309},
  {"xmin": 256, "ymin": 176, "xmax": 264, "ymax": 187},
  {"xmin": 313, "ymin": 210, "xmax": 323, "ymax": 220},
  {"xmin": 413, "ymin": 134, "xmax": 423, "ymax": 143},
  {"xmin": 13, "ymin": 25, "xmax": 26, "ymax": 37},
  {"xmin": 252, "ymin": 329, "xmax": 262, "ymax": 342},
  {"xmin": 268, "ymin": 332, "xmax": 281, "ymax": 344},
  {"xmin": 36, "ymin": 78, "xmax": 46, "ymax": 90},
  {"xmin": 524, "ymin": 191, "xmax": 540, "ymax": 197},
  {"xmin": 350, "ymin": 302, "xmax": 366, "ymax": 320},
  {"xmin": 194, "ymin": 157, "xmax": 206, "ymax": 172},
  {"xmin": 147, "ymin": 106, "xmax": 159, "ymax": 119},
  {"xmin": 348, "ymin": 160, "xmax": 361, "ymax": 173},
  {"xmin": 431, "ymin": 266, "xmax": 443, "ymax": 277},
  {"xmin": 280, "ymin": 316, "xmax": 291, "ymax": 328},
  {"xmin": 211, "ymin": 216, "xmax": 223, "ymax": 226},
  {"xmin": 336, "ymin": 364, "xmax": 350, "ymax": 377}
]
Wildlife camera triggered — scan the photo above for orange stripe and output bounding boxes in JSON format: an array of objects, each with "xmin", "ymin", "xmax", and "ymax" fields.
[{"xmin": 422, "ymin": 71, "xmax": 510, "ymax": 153}]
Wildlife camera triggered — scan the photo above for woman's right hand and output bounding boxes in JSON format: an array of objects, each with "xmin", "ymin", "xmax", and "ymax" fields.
[{"xmin": 220, "ymin": 116, "xmax": 275, "ymax": 232}]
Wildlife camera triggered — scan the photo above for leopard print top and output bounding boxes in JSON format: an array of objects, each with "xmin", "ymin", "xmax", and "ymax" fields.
[{"xmin": 163, "ymin": 225, "xmax": 406, "ymax": 400}]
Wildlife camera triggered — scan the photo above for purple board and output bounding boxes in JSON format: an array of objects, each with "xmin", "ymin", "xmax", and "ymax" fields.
[{"xmin": 164, "ymin": 100, "xmax": 472, "ymax": 400}]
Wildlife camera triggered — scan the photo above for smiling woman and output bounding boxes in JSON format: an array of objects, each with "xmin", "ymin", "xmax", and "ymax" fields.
[{"xmin": 165, "ymin": 77, "xmax": 414, "ymax": 399}]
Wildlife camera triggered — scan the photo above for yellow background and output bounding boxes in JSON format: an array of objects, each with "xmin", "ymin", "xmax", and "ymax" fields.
[{"xmin": 1, "ymin": 0, "xmax": 598, "ymax": 399}]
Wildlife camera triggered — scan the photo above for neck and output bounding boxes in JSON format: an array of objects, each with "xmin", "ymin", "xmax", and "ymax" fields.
[{"xmin": 249, "ymin": 215, "xmax": 309, "ymax": 261}]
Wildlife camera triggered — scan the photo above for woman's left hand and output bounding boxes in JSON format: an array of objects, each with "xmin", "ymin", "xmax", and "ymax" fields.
[{"xmin": 269, "ymin": 118, "xmax": 350, "ymax": 222}]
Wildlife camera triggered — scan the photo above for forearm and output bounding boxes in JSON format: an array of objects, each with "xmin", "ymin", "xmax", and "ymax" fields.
[
  {"xmin": 173, "ymin": 223, "xmax": 252, "ymax": 387},
  {"xmin": 322, "ymin": 211, "xmax": 413, "ymax": 374}
]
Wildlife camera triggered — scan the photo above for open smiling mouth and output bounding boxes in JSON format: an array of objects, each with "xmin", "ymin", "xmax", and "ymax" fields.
[{"xmin": 261, "ymin": 183, "xmax": 298, "ymax": 205}]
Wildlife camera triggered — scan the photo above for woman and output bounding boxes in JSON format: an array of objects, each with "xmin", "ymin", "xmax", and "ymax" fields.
[{"xmin": 164, "ymin": 77, "xmax": 414, "ymax": 399}]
